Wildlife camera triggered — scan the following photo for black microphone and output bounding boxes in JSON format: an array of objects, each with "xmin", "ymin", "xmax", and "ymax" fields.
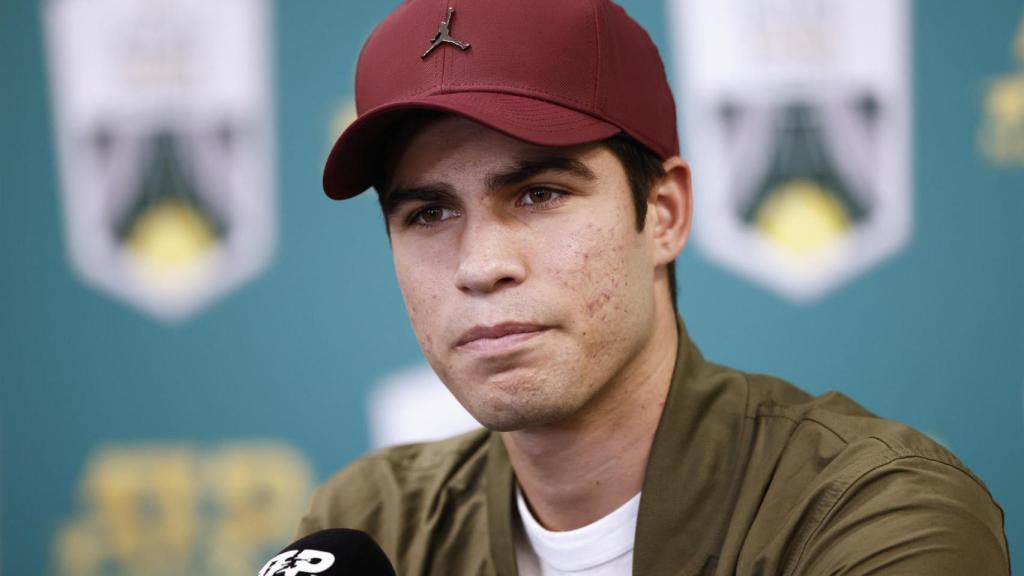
[{"xmin": 258, "ymin": 529, "xmax": 396, "ymax": 576}]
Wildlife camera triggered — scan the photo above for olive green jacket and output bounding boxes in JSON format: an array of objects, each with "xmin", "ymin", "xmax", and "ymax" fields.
[{"xmin": 298, "ymin": 322, "xmax": 1009, "ymax": 575}]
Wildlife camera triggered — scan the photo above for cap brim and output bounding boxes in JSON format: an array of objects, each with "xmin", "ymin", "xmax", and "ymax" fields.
[{"xmin": 322, "ymin": 92, "xmax": 622, "ymax": 200}]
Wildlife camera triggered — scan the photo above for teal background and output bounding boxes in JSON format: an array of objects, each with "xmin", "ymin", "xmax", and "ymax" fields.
[{"xmin": 1, "ymin": 0, "xmax": 1021, "ymax": 573}]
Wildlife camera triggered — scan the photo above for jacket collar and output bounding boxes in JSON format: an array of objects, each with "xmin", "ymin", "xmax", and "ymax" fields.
[{"xmin": 486, "ymin": 317, "xmax": 748, "ymax": 575}]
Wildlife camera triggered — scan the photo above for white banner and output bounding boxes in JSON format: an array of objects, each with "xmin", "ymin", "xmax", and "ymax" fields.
[
  {"xmin": 44, "ymin": 0, "xmax": 276, "ymax": 321},
  {"xmin": 671, "ymin": 0, "xmax": 913, "ymax": 301}
]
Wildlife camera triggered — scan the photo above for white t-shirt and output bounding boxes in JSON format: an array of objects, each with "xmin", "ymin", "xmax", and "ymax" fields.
[{"xmin": 513, "ymin": 486, "xmax": 640, "ymax": 576}]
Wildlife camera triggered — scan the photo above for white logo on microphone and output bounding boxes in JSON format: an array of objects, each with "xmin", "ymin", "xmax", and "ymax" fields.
[{"xmin": 258, "ymin": 549, "xmax": 336, "ymax": 576}]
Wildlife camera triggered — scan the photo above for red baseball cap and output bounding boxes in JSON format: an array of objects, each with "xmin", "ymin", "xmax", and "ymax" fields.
[{"xmin": 323, "ymin": 0, "xmax": 679, "ymax": 200}]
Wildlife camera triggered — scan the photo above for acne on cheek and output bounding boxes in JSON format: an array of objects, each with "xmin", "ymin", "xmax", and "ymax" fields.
[
  {"xmin": 559, "ymin": 224, "xmax": 631, "ymax": 320},
  {"xmin": 586, "ymin": 291, "xmax": 612, "ymax": 316}
]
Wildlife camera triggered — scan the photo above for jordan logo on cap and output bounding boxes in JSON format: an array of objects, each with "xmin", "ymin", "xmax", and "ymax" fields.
[{"xmin": 421, "ymin": 7, "xmax": 470, "ymax": 59}]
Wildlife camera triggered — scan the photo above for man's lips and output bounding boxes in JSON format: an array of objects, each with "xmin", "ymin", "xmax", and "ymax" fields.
[{"xmin": 455, "ymin": 323, "xmax": 549, "ymax": 349}]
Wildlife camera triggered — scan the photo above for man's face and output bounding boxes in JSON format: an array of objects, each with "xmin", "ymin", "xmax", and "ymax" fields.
[{"xmin": 385, "ymin": 116, "xmax": 662, "ymax": 431}]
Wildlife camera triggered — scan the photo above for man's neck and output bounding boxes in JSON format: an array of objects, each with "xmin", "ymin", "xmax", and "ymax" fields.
[{"xmin": 500, "ymin": 309, "xmax": 679, "ymax": 532}]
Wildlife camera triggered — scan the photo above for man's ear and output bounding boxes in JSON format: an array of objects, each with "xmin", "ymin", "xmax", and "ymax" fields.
[{"xmin": 649, "ymin": 155, "xmax": 692, "ymax": 266}]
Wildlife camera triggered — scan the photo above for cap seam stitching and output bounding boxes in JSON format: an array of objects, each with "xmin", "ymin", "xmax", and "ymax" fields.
[
  {"xmin": 590, "ymin": 0, "xmax": 602, "ymax": 111},
  {"xmin": 440, "ymin": 0, "xmax": 449, "ymax": 88}
]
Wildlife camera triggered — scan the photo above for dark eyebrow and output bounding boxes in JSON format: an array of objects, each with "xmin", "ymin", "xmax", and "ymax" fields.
[
  {"xmin": 380, "ymin": 183, "xmax": 460, "ymax": 217},
  {"xmin": 486, "ymin": 155, "xmax": 597, "ymax": 191},
  {"xmin": 381, "ymin": 154, "xmax": 595, "ymax": 217}
]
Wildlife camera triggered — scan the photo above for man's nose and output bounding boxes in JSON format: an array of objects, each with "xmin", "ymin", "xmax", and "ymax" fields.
[{"xmin": 454, "ymin": 220, "xmax": 526, "ymax": 295}]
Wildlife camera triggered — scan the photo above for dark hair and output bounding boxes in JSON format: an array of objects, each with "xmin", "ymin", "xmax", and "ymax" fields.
[{"xmin": 374, "ymin": 116, "xmax": 678, "ymax": 311}]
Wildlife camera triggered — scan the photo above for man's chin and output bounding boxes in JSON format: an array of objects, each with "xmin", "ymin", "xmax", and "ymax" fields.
[
  {"xmin": 441, "ymin": 361, "xmax": 581, "ymax": 430},
  {"xmin": 464, "ymin": 396, "xmax": 575, "ymax": 432}
]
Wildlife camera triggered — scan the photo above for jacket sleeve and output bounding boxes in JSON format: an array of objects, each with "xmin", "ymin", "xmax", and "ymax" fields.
[
  {"xmin": 294, "ymin": 456, "xmax": 393, "ymax": 541},
  {"xmin": 790, "ymin": 455, "xmax": 1010, "ymax": 575}
]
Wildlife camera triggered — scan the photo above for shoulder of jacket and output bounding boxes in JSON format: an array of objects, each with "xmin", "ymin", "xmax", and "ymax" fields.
[
  {"xmin": 713, "ymin": 371, "xmax": 1007, "ymax": 573},
  {"xmin": 732, "ymin": 371, "xmax": 991, "ymax": 496},
  {"xmin": 309, "ymin": 427, "xmax": 492, "ymax": 516},
  {"xmin": 296, "ymin": 429, "xmax": 498, "ymax": 567}
]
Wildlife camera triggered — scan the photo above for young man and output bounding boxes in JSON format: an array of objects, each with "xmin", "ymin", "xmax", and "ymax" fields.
[{"xmin": 299, "ymin": 1, "xmax": 1009, "ymax": 574}]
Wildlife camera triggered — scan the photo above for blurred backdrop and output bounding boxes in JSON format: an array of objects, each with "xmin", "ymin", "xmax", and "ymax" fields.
[{"xmin": 1, "ymin": 0, "xmax": 1021, "ymax": 573}]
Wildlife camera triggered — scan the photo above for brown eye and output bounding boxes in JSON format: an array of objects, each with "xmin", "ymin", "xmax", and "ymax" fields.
[
  {"xmin": 520, "ymin": 187, "xmax": 565, "ymax": 206},
  {"xmin": 420, "ymin": 207, "xmax": 443, "ymax": 222},
  {"xmin": 410, "ymin": 206, "xmax": 458, "ymax": 227}
]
